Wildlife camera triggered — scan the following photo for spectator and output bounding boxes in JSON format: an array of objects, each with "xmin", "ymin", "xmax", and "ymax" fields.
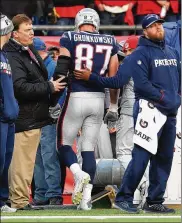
[
  {"xmin": 47, "ymin": 46, "xmax": 60, "ymax": 61},
  {"xmin": 95, "ymin": 0, "xmax": 135, "ymax": 35},
  {"xmin": 32, "ymin": 0, "xmax": 54, "ymax": 36},
  {"xmin": 116, "ymin": 36, "xmax": 138, "ymax": 168},
  {"xmin": 4, "ymin": 14, "xmax": 66, "ymax": 210},
  {"xmin": 47, "ymin": 0, "xmax": 94, "ymax": 36},
  {"xmin": 161, "ymin": 0, "xmax": 179, "ymax": 22},
  {"xmin": 0, "ymin": 13, "xmax": 18, "ymax": 213},
  {"xmin": 31, "ymin": 37, "xmax": 63, "ymax": 206},
  {"xmin": 46, "ymin": 45, "xmax": 67, "ymax": 116},
  {"xmin": 164, "ymin": 20, "xmax": 181, "ymax": 58},
  {"xmin": 1, "ymin": 0, "xmax": 37, "ymax": 19},
  {"xmin": 136, "ymin": 0, "xmax": 179, "ymax": 34}
]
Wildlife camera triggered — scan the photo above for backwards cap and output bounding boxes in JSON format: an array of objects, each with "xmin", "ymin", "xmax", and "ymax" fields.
[
  {"xmin": 0, "ymin": 13, "xmax": 14, "ymax": 36},
  {"xmin": 123, "ymin": 36, "xmax": 139, "ymax": 52}
]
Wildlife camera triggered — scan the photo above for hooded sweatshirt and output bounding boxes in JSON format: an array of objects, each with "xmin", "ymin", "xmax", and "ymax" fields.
[
  {"xmin": 89, "ymin": 36, "xmax": 181, "ymax": 116},
  {"xmin": 0, "ymin": 49, "xmax": 19, "ymax": 123}
]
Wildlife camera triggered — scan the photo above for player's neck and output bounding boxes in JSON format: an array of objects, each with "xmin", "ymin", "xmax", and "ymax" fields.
[
  {"xmin": 79, "ymin": 25, "xmax": 96, "ymax": 33},
  {"xmin": 0, "ymin": 37, "xmax": 7, "ymax": 49}
]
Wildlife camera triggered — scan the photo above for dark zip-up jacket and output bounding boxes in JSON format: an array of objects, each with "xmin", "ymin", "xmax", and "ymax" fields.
[
  {"xmin": 89, "ymin": 36, "xmax": 181, "ymax": 116},
  {"xmin": 4, "ymin": 39, "xmax": 54, "ymax": 132}
]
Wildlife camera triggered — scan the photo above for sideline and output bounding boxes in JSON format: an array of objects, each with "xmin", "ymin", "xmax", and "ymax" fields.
[{"xmin": 2, "ymin": 216, "xmax": 181, "ymax": 220}]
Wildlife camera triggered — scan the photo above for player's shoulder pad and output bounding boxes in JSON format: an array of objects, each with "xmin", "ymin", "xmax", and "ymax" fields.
[{"xmin": 61, "ymin": 31, "xmax": 74, "ymax": 41}]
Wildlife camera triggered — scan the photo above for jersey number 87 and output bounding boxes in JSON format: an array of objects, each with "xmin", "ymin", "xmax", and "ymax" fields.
[{"xmin": 75, "ymin": 44, "xmax": 113, "ymax": 75}]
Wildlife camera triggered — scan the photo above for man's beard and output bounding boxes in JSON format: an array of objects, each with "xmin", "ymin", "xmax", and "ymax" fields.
[{"xmin": 149, "ymin": 31, "xmax": 164, "ymax": 41}]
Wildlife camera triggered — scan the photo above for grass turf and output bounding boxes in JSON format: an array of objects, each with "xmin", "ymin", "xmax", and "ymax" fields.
[
  {"xmin": 1, "ymin": 209, "xmax": 181, "ymax": 222},
  {"xmin": 1, "ymin": 208, "xmax": 181, "ymax": 216},
  {"xmin": 1, "ymin": 197, "xmax": 181, "ymax": 222},
  {"xmin": 1, "ymin": 218, "xmax": 181, "ymax": 223}
]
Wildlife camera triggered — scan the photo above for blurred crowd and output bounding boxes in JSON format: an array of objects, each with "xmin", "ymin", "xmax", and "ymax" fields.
[{"xmin": 1, "ymin": 0, "xmax": 181, "ymax": 36}]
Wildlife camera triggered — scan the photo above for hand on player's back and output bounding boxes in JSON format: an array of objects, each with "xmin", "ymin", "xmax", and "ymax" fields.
[{"xmin": 74, "ymin": 67, "xmax": 91, "ymax": 81}]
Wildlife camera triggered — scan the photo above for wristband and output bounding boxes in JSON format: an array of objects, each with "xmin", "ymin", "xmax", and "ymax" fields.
[{"xmin": 109, "ymin": 103, "xmax": 118, "ymax": 112}]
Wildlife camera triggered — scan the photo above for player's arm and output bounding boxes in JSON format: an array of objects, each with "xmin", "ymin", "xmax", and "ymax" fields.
[
  {"xmin": 108, "ymin": 54, "xmax": 120, "ymax": 105},
  {"xmin": 104, "ymin": 54, "xmax": 120, "ymax": 124},
  {"xmin": 74, "ymin": 35, "xmax": 130, "ymax": 88},
  {"xmin": 51, "ymin": 32, "xmax": 72, "ymax": 106},
  {"xmin": 74, "ymin": 57, "xmax": 131, "ymax": 89},
  {"xmin": 74, "ymin": 51, "xmax": 162, "ymax": 103},
  {"xmin": 53, "ymin": 45, "xmax": 71, "ymax": 82}
]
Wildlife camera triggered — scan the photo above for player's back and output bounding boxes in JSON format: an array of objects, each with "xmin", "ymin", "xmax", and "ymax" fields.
[{"xmin": 60, "ymin": 31, "xmax": 118, "ymax": 92}]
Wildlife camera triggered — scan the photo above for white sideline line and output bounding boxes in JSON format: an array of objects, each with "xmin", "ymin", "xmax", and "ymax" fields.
[{"xmin": 2, "ymin": 216, "xmax": 181, "ymax": 220}]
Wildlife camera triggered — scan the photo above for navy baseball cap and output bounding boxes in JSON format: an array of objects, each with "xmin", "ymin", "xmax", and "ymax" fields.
[
  {"xmin": 33, "ymin": 37, "xmax": 46, "ymax": 51},
  {"xmin": 142, "ymin": 14, "xmax": 164, "ymax": 29}
]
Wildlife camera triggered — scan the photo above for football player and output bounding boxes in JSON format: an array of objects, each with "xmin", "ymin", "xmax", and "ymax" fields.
[{"xmin": 53, "ymin": 8, "xmax": 119, "ymax": 210}]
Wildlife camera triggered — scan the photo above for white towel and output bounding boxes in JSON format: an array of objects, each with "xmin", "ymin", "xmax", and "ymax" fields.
[
  {"xmin": 133, "ymin": 99, "xmax": 167, "ymax": 155},
  {"xmin": 103, "ymin": 4, "xmax": 129, "ymax": 14}
]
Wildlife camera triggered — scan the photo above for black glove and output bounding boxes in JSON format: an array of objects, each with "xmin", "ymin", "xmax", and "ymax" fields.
[
  {"xmin": 49, "ymin": 103, "xmax": 61, "ymax": 119},
  {"xmin": 104, "ymin": 111, "xmax": 118, "ymax": 124}
]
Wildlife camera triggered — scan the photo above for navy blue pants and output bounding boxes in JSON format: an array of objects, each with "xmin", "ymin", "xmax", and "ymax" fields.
[
  {"xmin": 0, "ymin": 122, "xmax": 15, "ymax": 207},
  {"xmin": 115, "ymin": 103, "xmax": 176, "ymax": 205}
]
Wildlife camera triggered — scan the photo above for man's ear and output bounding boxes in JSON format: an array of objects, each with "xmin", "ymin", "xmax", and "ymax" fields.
[
  {"xmin": 143, "ymin": 29, "xmax": 147, "ymax": 37},
  {"xmin": 12, "ymin": 31, "xmax": 18, "ymax": 38}
]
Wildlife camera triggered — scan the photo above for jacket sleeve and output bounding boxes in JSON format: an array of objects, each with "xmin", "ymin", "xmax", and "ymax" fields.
[
  {"xmin": 175, "ymin": 49, "xmax": 181, "ymax": 95},
  {"xmin": 178, "ymin": 61, "xmax": 181, "ymax": 95},
  {"xmin": 89, "ymin": 57, "xmax": 131, "ymax": 89},
  {"xmin": 89, "ymin": 51, "xmax": 163, "ymax": 103},
  {"xmin": 10, "ymin": 57, "xmax": 52, "ymax": 100}
]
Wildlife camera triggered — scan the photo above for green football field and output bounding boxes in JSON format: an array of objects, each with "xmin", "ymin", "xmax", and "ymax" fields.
[{"xmin": 1, "ymin": 208, "xmax": 181, "ymax": 223}]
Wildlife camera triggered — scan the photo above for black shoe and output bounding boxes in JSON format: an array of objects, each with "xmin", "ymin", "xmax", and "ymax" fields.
[
  {"xmin": 113, "ymin": 201, "xmax": 139, "ymax": 213},
  {"xmin": 143, "ymin": 202, "xmax": 175, "ymax": 214},
  {"xmin": 31, "ymin": 199, "xmax": 49, "ymax": 206},
  {"xmin": 49, "ymin": 197, "xmax": 63, "ymax": 205},
  {"xmin": 5, "ymin": 199, "xmax": 11, "ymax": 207},
  {"xmin": 18, "ymin": 203, "xmax": 43, "ymax": 210}
]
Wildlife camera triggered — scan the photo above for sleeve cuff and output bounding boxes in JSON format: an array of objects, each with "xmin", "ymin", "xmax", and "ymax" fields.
[{"xmin": 48, "ymin": 81, "xmax": 55, "ymax": 93}]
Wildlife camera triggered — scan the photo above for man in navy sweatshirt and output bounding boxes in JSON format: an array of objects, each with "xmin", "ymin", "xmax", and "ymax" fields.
[
  {"xmin": 0, "ymin": 14, "xmax": 19, "ymax": 213},
  {"xmin": 74, "ymin": 14, "xmax": 181, "ymax": 213}
]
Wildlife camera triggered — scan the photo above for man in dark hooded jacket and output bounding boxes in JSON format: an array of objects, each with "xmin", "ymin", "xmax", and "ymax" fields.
[
  {"xmin": 74, "ymin": 14, "xmax": 181, "ymax": 214},
  {"xmin": 0, "ymin": 13, "xmax": 19, "ymax": 213}
]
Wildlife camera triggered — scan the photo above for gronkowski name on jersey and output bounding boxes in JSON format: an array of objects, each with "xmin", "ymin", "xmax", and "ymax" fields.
[{"xmin": 60, "ymin": 31, "xmax": 118, "ymax": 92}]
